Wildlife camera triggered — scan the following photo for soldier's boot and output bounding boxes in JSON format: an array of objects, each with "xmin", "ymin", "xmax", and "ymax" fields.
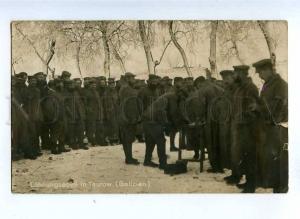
[
  {"xmin": 158, "ymin": 160, "xmax": 167, "ymax": 170},
  {"xmin": 241, "ymin": 183, "xmax": 256, "ymax": 193},
  {"xmin": 79, "ymin": 142, "xmax": 89, "ymax": 150},
  {"xmin": 158, "ymin": 139, "xmax": 167, "ymax": 170},
  {"xmin": 144, "ymin": 142, "xmax": 155, "ymax": 165},
  {"xmin": 71, "ymin": 144, "xmax": 79, "ymax": 150},
  {"xmin": 124, "ymin": 143, "xmax": 139, "ymax": 165},
  {"xmin": 273, "ymin": 186, "xmax": 289, "ymax": 193},
  {"xmin": 58, "ymin": 144, "xmax": 71, "ymax": 153},
  {"xmin": 225, "ymin": 175, "xmax": 242, "ymax": 185},
  {"xmin": 40, "ymin": 127, "xmax": 50, "ymax": 150},
  {"xmin": 12, "ymin": 148, "xmax": 23, "ymax": 161},
  {"xmin": 23, "ymin": 144, "xmax": 38, "ymax": 160},
  {"xmin": 23, "ymin": 154, "xmax": 37, "ymax": 160},
  {"xmin": 207, "ymin": 167, "xmax": 224, "ymax": 173},
  {"xmin": 143, "ymin": 161, "xmax": 159, "ymax": 168},
  {"xmin": 169, "ymin": 131, "xmax": 179, "ymax": 151},
  {"xmin": 33, "ymin": 140, "xmax": 43, "ymax": 157},
  {"xmin": 51, "ymin": 142, "xmax": 61, "ymax": 154}
]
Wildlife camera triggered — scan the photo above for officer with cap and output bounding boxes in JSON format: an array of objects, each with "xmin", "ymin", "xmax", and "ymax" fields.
[
  {"xmin": 85, "ymin": 78, "xmax": 101, "ymax": 146},
  {"xmin": 118, "ymin": 72, "xmax": 141, "ymax": 165},
  {"xmin": 95, "ymin": 76, "xmax": 107, "ymax": 146},
  {"xmin": 253, "ymin": 58, "xmax": 288, "ymax": 193},
  {"xmin": 12, "ymin": 73, "xmax": 36, "ymax": 159},
  {"xmin": 43, "ymin": 77, "xmax": 70, "ymax": 154},
  {"xmin": 137, "ymin": 74, "xmax": 161, "ymax": 167},
  {"xmin": 180, "ymin": 77, "xmax": 195, "ymax": 153},
  {"xmin": 211, "ymin": 70, "xmax": 235, "ymax": 170},
  {"xmin": 33, "ymin": 72, "xmax": 51, "ymax": 150},
  {"xmin": 104, "ymin": 78, "xmax": 120, "ymax": 145},
  {"xmin": 225, "ymin": 65, "xmax": 260, "ymax": 193},
  {"xmin": 24, "ymin": 75, "xmax": 43, "ymax": 157}
]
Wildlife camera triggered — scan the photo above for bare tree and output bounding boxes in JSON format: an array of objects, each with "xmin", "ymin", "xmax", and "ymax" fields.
[
  {"xmin": 153, "ymin": 39, "xmax": 172, "ymax": 74},
  {"xmin": 11, "ymin": 57, "xmax": 22, "ymax": 75},
  {"xmin": 14, "ymin": 23, "xmax": 56, "ymax": 77},
  {"xmin": 59, "ymin": 22, "xmax": 92, "ymax": 78},
  {"xmin": 209, "ymin": 21, "xmax": 218, "ymax": 77},
  {"xmin": 168, "ymin": 20, "xmax": 192, "ymax": 77},
  {"xmin": 258, "ymin": 21, "xmax": 277, "ymax": 70},
  {"xmin": 218, "ymin": 21, "xmax": 247, "ymax": 64},
  {"xmin": 109, "ymin": 39, "xmax": 126, "ymax": 73},
  {"xmin": 138, "ymin": 21, "xmax": 155, "ymax": 74}
]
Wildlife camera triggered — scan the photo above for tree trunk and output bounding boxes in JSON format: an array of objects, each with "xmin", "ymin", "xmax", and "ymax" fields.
[
  {"xmin": 44, "ymin": 39, "xmax": 56, "ymax": 79},
  {"xmin": 168, "ymin": 21, "xmax": 192, "ymax": 77},
  {"xmin": 76, "ymin": 43, "xmax": 82, "ymax": 78},
  {"xmin": 258, "ymin": 21, "xmax": 276, "ymax": 71},
  {"xmin": 209, "ymin": 21, "xmax": 218, "ymax": 77},
  {"xmin": 102, "ymin": 27, "xmax": 111, "ymax": 77},
  {"xmin": 138, "ymin": 21, "xmax": 154, "ymax": 75}
]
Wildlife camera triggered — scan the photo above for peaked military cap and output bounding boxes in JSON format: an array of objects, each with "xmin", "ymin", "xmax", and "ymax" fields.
[
  {"xmin": 98, "ymin": 76, "xmax": 106, "ymax": 81},
  {"xmin": 15, "ymin": 72, "xmax": 28, "ymax": 78},
  {"xmin": 61, "ymin": 71, "xmax": 71, "ymax": 78},
  {"xmin": 220, "ymin": 70, "xmax": 234, "ymax": 77},
  {"xmin": 148, "ymin": 74, "xmax": 160, "ymax": 80},
  {"xmin": 162, "ymin": 76, "xmax": 172, "ymax": 81},
  {"xmin": 73, "ymin": 78, "xmax": 82, "ymax": 81},
  {"xmin": 124, "ymin": 72, "xmax": 136, "ymax": 78},
  {"xmin": 233, "ymin": 65, "xmax": 250, "ymax": 72},
  {"xmin": 194, "ymin": 76, "xmax": 206, "ymax": 85},
  {"xmin": 252, "ymin": 58, "xmax": 273, "ymax": 69},
  {"xmin": 184, "ymin": 77, "xmax": 194, "ymax": 81},
  {"xmin": 34, "ymin": 72, "xmax": 44, "ymax": 77},
  {"xmin": 174, "ymin": 77, "xmax": 184, "ymax": 82}
]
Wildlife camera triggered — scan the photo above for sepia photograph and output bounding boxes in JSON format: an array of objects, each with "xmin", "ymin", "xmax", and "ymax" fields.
[{"xmin": 11, "ymin": 20, "xmax": 288, "ymax": 194}]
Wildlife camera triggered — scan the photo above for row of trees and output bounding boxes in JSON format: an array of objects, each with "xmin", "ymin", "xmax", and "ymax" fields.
[{"xmin": 12, "ymin": 20, "xmax": 281, "ymax": 79}]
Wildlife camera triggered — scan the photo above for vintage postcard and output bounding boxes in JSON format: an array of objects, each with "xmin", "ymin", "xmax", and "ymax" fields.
[{"xmin": 11, "ymin": 20, "xmax": 288, "ymax": 193}]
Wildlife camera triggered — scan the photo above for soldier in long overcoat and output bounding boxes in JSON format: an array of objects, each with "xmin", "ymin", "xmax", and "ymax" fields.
[
  {"xmin": 118, "ymin": 72, "xmax": 142, "ymax": 165},
  {"xmin": 43, "ymin": 78, "xmax": 70, "ymax": 154},
  {"xmin": 104, "ymin": 78, "xmax": 120, "ymax": 145},
  {"xmin": 84, "ymin": 79, "xmax": 101, "ymax": 146},
  {"xmin": 253, "ymin": 59, "xmax": 288, "ymax": 193},
  {"xmin": 227, "ymin": 65, "xmax": 261, "ymax": 193},
  {"xmin": 23, "ymin": 76, "xmax": 43, "ymax": 157}
]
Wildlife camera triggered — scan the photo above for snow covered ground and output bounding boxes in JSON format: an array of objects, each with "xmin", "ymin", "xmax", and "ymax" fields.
[{"xmin": 12, "ymin": 137, "xmax": 272, "ymax": 193}]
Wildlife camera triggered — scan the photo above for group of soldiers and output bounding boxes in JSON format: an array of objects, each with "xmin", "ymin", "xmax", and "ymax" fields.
[{"xmin": 11, "ymin": 58, "xmax": 288, "ymax": 193}]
